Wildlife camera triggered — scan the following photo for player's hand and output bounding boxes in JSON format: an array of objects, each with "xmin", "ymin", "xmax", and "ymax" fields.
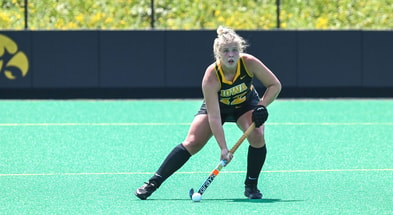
[
  {"xmin": 221, "ymin": 148, "xmax": 233, "ymax": 166},
  {"xmin": 252, "ymin": 105, "xmax": 268, "ymax": 127}
]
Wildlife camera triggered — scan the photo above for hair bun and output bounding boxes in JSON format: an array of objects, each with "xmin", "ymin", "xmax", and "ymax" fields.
[{"xmin": 217, "ymin": 25, "xmax": 229, "ymax": 36}]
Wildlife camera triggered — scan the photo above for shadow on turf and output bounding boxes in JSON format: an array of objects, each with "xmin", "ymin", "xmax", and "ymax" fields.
[
  {"xmin": 145, "ymin": 198, "xmax": 302, "ymax": 203},
  {"xmin": 203, "ymin": 198, "xmax": 303, "ymax": 204},
  {"xmin": 226, "ymin": 198, "xmax": 302, "ymax": 203}
]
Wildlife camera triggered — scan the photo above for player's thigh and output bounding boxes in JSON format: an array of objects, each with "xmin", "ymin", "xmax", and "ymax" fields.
[{"xmin": 183, "ymin": 114, "xmax": 212, "ymax": 154}]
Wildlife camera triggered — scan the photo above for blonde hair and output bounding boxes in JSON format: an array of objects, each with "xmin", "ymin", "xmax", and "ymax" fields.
[{"xmin": 213, "ymin": 26, "xmax": 248, "ymax": 61}]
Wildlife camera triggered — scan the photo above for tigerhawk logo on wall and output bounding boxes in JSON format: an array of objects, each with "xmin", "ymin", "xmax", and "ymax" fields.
[{"xmin": 0, "ymin": 34, "xmax": 29, "ymax": 80}]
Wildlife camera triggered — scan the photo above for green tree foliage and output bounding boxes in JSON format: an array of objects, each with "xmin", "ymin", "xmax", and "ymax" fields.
[{"xmin": 1, "ymin": 0, "xmax": 392, "ymax": 30}]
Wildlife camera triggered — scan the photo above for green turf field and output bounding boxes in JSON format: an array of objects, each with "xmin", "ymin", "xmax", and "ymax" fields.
[{"xmin": 1, "ymin": 99, "xmax": 392, "ymax": 214}]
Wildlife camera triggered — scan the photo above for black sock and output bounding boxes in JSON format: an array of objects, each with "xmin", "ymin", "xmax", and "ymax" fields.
[
  {"xmin": 149, "ymin": 143, "xmax": 191, "ymax": 187},
  {"xmin": 245, "ymin": 145, "xmax": 267, "ymax": 186}
]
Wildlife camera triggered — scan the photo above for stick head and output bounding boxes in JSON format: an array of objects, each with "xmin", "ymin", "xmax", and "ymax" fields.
[{"xmin": 189, "ymin": 188, "xmax": 194, "ymax": 199}]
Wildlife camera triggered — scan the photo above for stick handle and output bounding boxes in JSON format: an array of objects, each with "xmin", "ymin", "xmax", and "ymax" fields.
[{"xmin": 229, "ymin": 122, "xmax": 255, "ymax": 154}]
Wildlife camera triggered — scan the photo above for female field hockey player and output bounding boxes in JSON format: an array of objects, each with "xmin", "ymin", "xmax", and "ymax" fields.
[{"xmin": 135, "ymin": 26, "xmax": 281, "ymax": 200}]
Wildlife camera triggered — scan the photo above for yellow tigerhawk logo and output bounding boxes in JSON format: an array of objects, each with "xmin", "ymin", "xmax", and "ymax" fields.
[
  {"xmin": 220, "ymin": 83, "xmax": 248, "ymax": 105},
  {"xmin": 0, "ymin": 34, "xmax": 29, "ymax": 80}
]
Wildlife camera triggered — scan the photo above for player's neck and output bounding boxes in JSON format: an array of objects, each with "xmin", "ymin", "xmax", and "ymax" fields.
[{"xmin": 219, "ymin": 61, "xmax": 237, "ymax": 74}]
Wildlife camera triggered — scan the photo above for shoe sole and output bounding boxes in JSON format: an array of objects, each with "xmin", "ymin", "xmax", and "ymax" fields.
[
  {"xmin": 244, "ymin": 192, "xmax": 263, "ymax": 199},
  {"xmin": 135, "ymin": 192, "xmax": 148, "ymax": 200}
]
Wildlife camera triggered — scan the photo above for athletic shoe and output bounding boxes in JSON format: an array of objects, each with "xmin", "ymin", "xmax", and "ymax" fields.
[
  {"xmin": 244, "ymin": 185, "xmax": 263, "ymax": 199},
  {"xmin": 135, "ymin": 181, "xmax": 158, "ymax": 200}
]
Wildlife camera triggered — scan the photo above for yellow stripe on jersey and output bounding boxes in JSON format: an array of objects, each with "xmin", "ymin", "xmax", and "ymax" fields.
[
  {"xmin": 216, "ymin": 61, "xmax": 241, "ymax": 85},
  {"xmin": 240, "ymin": 57, "xmax": 253, "ymax": 78}
]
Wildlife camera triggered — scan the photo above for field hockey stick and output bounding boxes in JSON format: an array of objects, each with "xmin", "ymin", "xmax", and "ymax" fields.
[{"xmin": 189, "ymin": 122, "xmax": 256, "ymax": 199}]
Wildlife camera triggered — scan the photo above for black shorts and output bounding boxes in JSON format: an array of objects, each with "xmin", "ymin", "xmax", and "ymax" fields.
[{"xmin": 196, "ymin": 89, "xmax": 260, "ymax": 123}]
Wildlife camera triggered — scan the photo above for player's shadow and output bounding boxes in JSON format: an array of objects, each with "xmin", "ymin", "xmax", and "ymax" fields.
[
  {"xmin": 226, "ymin": 198, "xmax": 303, "ymax": 203},
  {"xmin": 149, "ymin": 198, "xmax": 302, "ymax": 203},
  {"xmin": 142, "ymin": 198, "xmax": 304, "ymax": 204}
]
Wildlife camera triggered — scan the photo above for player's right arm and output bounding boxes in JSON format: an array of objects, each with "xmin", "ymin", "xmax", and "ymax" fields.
[{"xmin": 202, "ymin": 64, "xmax": 232, "ymax": 163}]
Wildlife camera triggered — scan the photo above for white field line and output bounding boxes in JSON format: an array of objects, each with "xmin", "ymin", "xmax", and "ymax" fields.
[
  {"xmin": 0, "ymin": 122, "xmax": 393, "ymax": 127},
  {"xmin": 1, "ymin": 169, "xmax": 392, "ymax": 177},
  {"xmin": 0, "ymin": 122, "xmax": 190, "ymax": 126}
]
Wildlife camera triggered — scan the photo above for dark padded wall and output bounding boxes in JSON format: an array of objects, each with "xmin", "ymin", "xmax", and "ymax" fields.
[
  {"xmin": 32, "ymin": 31, "xmax": 99, "ymax": 88},
  {"xmin": 165, "ymin": 30, "xmax": 216, "ymax": 87},
  {"xmin": 297, "ymin": 31, "xmax": 363, "ymax": 87},
  {"xmin": 362, "ymin": 31, "xmax": 393, "ymax": 87},
  {"xmin": 0, "ymin": 30, "xmax": 392, "ymax": 98},
  {"xmin": 100, "ymin": 31, "xmax": 166, "ymax": 88}
]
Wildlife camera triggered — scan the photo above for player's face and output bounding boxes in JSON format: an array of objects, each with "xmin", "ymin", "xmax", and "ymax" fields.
[{"xmin": 219, "ymin": 42, "xmax": 240, "ymax": 69}]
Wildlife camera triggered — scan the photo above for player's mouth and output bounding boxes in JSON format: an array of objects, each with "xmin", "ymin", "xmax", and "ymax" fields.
[{"xmin": 228, "ymin": 59, "xmax": 235, "ymax": 64}]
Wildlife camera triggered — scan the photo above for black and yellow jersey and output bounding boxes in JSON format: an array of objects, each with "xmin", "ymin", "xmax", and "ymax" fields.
[
  {"xmin": 196, "ymin": 56, "xmax": 260, "ymax": 122},
  {"xmin": 215, "ymin": 56, "xmax": 255, "ymax": 110}
]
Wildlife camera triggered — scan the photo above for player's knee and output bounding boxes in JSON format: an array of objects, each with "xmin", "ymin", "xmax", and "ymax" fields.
[
  {"xmin": 251, "ymin": 128, "xmax": 264, "ymax": 139},
  {"xmin": 182, "ymin": 139, "xmax": 205, "ymax": 155},
  {"xmin": 183, "ymin": 135, "xmax": 198, "ymax": 147},
  {"xmin": 248, "ymin": 129, "xmax": 265, "ymax": 148}
]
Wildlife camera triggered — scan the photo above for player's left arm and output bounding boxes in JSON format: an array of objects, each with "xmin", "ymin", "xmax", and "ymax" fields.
[{"xmin": 242, "ymin": 53, "xmax": 282, "ymax": 107}]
